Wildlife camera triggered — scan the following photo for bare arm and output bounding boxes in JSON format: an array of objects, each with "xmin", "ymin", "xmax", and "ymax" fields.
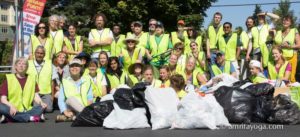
[
  {"xmin": 1, "ymin": 96, "xmax": 17, "ymax": 115},
  {"xmin": 246, "ymin": 41, "xmax": 253, "ymax": 61}
]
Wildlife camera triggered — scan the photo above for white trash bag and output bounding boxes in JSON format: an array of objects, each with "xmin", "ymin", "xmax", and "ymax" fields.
[
  {"xmin": 171, "ymin": 92, "xmax": 230, "ymax": 129},
  {"xmin": 145, "ymin": 87, "xmax": 179, "ymax": 130},
  {"xmin": 103, "ymin": 103, "xmax": 150, "ymax": 129}
]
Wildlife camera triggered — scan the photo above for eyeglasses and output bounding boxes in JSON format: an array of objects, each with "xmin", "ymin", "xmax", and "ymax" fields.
[
  {"xmin": 127, "ymin": 40, "xmax": 135, "ymax": 43},
  {"xmin": 224, "ymin": 26, "xmax": 231, "ymax": 29},
  {"xmin": 149, "ymin": 23, "xmax": 156, "ymax": 26},
  {"xmin": 176, "ymin": 47, "xmax": 183, "ymax": 50},
  {"xmin": 38, "ymin": 26, "xmax": 46, "ymax": 29}
]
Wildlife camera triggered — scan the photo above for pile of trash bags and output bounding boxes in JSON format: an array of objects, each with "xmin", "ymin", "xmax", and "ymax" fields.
[
  {"xmin": 214, "ymin": 82, "xmax": 300, "ymax": 124},
  {"xmin": 71, "ymin": 81, "xmax": 300, "ymax": 129}
]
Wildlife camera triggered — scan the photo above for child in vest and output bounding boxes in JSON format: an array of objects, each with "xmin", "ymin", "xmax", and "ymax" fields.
[{"xmin": 249, "ymin": 60, "xmax": 267, "ymax": 84}]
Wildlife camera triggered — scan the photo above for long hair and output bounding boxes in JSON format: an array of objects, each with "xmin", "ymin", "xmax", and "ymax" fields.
[
  {"xmin": 272, "ymin": 46, "xmax": 286, "ymax": 62},
  {"xmin": 106, "ymin": 57, "xmax": 123, "ymax": 76},
  {"xmin": 34, "ymin": 22, "xmax": 49, "ymax": 37}
]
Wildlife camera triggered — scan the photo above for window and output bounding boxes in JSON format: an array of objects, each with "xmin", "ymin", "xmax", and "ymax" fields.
[
  {"xmin": 0, "ymin": 4, "xmax": 9, "ymax": 10},
  {"xmin": 1, "ymin": 15, "xmax": 8, "ymax": 22},
  {"xmin": 1, "ymin": 27, "xmax": 8, "ymax": 34}
]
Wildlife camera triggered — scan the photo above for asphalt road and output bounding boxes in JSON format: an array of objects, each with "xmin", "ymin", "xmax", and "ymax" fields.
[{"xmin": 0, "ymin": 111, "xmax": 298, "ymax": 137}]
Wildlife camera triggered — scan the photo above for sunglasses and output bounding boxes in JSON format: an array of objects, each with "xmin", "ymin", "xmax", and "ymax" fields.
[
  {"xmin": 176, "ymin": 47, "xmax": 183, "ymax": 50},
  {"xmin": 70, "ymin": 64, "xmax": 81, "ymax": 67},
  {"xmin": 38, "ymin": 26, "xmax": 46, "ymax": 29},
  {"xmin": 127, "ymin": 40, "xmax": 135, "ymax": 43},
  {"xmin": 149, "ymin": 23, "xmax": 156, "ymax": 26}
]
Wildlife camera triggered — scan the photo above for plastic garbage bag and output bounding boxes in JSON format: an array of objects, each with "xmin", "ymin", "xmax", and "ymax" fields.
[
  {"xmin": 113, "ymin": 88, "xmax": 135, "ymax": 110},
  {"xmin": 71, "ymin": 100, "xmax": 114, "ymax": 127},
  {"xmin": 171, "ymin": 93, "xmax": 230, "ymax": 129},
  {"xmin": 214, "ymin": 86, "xmax": 255, "ymax": 123},
  {"xmin": 103, "ymin": 102, "xmax": 150, "ymax": 129},
  {"xmin": 244, "ymin": 83, "xmax": 274, "ymax": 96},
  {"xmin": 268, "ymin": 94, "xmax": 300, "ymax": 124},
  {"xmin": 145, "ymin": 87, "xmax": 179, "ymax": 130}
]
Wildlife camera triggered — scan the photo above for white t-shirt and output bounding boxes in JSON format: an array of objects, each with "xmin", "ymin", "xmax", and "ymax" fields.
[{"xmin": 88, "ymin": 29, "xmax": 113, "ymax": 41}]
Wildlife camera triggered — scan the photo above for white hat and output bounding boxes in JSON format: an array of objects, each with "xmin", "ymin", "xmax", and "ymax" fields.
[
  {"xmin": 250, "ymin": 60, "xmax": 261, "ymax": 68},
  {"xmin": 69, "ymin": 58, "xmax": 82, "ymax": 66}
]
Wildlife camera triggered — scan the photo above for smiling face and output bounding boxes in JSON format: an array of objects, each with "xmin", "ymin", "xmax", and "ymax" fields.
[
  {"xmin": 283, "ymin": 17, "xmax": 292, "ymax": 29},
  {"xmin": 99, "ymin": 54, "xmax": 108, "ymax": 67},
  {"xmin": 15, "ymin": 59, "xmax": 28, "ymax": 74},
  {"xmin": 159, "ymin": 68, "xmax": 169, "ymax": 81},
  {"xmin": 143, "ymin": 69, "xmax": 153, "ymax": 83},
  {"xmin": 88, "ymin": 62, "xmax": 97, "ymax": 75},
  {"xmin": 38, "ymin": 23, "xmax": 46, "ymax": 36},
  {"xmin": 110, "ymin": 59, "xmax": 118, "ymax": 71},
  {"xmin": 57, "ymin": 53, "xmax": 66, "ymax": 65},
  {"xmin": 35, "ymin": 48, "xmax": 45, "ymax": 62},
  {"xmin": 272, "ymin": 48, "xmax": 282, "ymax": 62},
  {"xmin": 126, "ymin": 40, "xmax": 136, "ymax": 50},
  {"xmin": 169, "ymin": 54, "xmax": 178, "ymax": 66},
  {"xmin": 69, "ymin": 64, "xmax": 81, "ymax": 77},
  {"xmin": 250, "ymin": 66, "xmax": 260, "ymax": 76},
  {"xmin": 49, "ymin": 17, "xmax": 59, "ymax": 31},
  {"xmin": 223, "ymin": 24, "xmax": 231, "ymax": 34},
  {"xmin": 68, "ymin": 25, "xmax": 76, "ymax": 36},
  {"xmin": 185, "ymin": 57, "xmax": 196, "ymax": 71}
]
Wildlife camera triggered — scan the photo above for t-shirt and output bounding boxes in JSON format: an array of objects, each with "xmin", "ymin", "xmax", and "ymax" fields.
[
  {"xmin": 0, "ymin": 74, "xmax": 39, "ymax": 97},
  {"xmin": 275, "ymin": 63, "xmax": 292, "ymax": 73}
]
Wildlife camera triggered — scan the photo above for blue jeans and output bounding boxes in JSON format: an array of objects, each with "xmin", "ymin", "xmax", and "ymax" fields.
[{"xmin": 0, "ymin": 103, "xmax": 43, "ymax": 122}]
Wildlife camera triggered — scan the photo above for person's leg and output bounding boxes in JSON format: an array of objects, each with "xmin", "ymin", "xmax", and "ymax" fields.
[
  {"xmin": 288, "ymin": 53, "xmax": 297, "ymax": 83},
  {"xmin": 65, "ymin": 97, "xmax": 84, "ymax": 114},
  {"xmin": 0, "ymin": 103, "xmax": 13, "ymax": 121},
  {"xmin": 27, "ymin": 106, "xmax": 44, "ymax": 116},
  {"xmin": 40, "ymin": 94, "xmax": 53, "ymax": 113}
]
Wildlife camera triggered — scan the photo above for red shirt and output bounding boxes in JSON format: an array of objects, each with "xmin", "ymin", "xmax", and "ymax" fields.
[{"xmin": 0, "ymin": 74, "xmax": 39, "ymax": 97}]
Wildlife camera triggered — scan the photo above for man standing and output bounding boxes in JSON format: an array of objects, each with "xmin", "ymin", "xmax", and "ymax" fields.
[
  {"xmin": 88, "ymin": 13, "xmax": 113, "ymax": 59},
  {"xmin": 111, "ymin": 23, "xmax": 125, "ymax": 57},
  {"xmin": 206, "ymin": 12, "xmax": 224, "ymax": 64},
  {"xmin": 27, "ymin": 46, "xmax": 53, "ymax": 113},
  {"xmin": 148, "ymin": 19, "xmax": 157, "ymax": 36},
  {"xmin": 171, "ymin": 20, "xmax": 188, "ymax": 46},
  {"xmin": 48, "ymin": 15, "xmax": 64, "ymax": 54}
]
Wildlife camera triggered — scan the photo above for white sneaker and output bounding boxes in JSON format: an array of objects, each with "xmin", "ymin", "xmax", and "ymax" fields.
[{"xmin": 0, "ymin": 115, "xmax": 5, "ymax": 123}]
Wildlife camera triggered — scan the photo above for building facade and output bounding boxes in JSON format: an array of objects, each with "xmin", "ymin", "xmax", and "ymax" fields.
[{"xmin": 0, "ymin": 0, "xmax": 15, "ymax": 41}]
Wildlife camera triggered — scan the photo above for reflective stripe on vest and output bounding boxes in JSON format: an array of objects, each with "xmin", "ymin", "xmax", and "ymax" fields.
[
  {"xmin": 275, "ymin": 28, "xmax": 297, "ymax": 58},
  {"xmin": 91, "ymin": 28, "xmax": 111, "ymax": 52},
  {"xmin": 211, "ymin": 61, "xmax": 231, "ymax": 76},
  {"xmin": 85, "ymin": 73, "xmax": 104, "ymax": 98},
  {"xmin": 208, "ymin": 25, "xmax": 224, "ymax": 49},
  {"xmin": 64, "ymin": 35, "xmax": 81, "ymax": 61},
  {"xmin": 27, "ymin": 60, "xmax": 52, "ymax": 95},
  {"xmin": 218, "ymin": 33, "xmax": 238, "ymax": 61},
  {"xmin": 7, "ymin": 74, "xmax": 35, "ymax": 112},
  {"xmin": 268, "ymin": 61, "xmax": 289, "ymax": 80},
  {"xmin": 171, "ymin": 31, "xmax": 187, "ymax": 45},
  {"xmin": 111, "ymin": 34, "xmax": 126, "ymax": 57},
  {"xmin": 50, "ymin": 30, "xmax": 64, "ymax": 54},
  {"xmin": 31, "ymin": 35, "xmax": 53, "ymax": 60},
  {"xmin": 62, "ymin": 77, "xmax": 91, "ymax": 106}
]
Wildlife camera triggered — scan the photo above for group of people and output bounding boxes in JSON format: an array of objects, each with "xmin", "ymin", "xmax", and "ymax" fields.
[{"xmin": 0, "ymin": 11, "xmax": 299, "ymax": 123}]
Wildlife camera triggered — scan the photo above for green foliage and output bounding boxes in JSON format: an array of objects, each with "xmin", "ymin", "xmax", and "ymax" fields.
[
  {"xmin": 272, "ymin": 0, "xmax": 297, "ymax": 30},
  {"xmin": 0, "ymin": 40, "xmax": 13, "ymax": 66},
  {"xmin": 0, "ymin": 73, "xmax": 7, "ymax": 84},
  {"xmin": 42, "ymin": 0, "xmax": 217, "ymax": 35},
  {"xmin": 252, "ymin": 4, "xmax": 262, "ymax": 26}
]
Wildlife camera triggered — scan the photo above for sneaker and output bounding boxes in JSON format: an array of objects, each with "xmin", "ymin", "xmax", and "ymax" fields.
[
  {"xmin": 0, "ymin": 115, "xmax": 5, "ymax": 123},
  {"xmin": 40, "ymin": 114, "xmax": 46, "ymax": 122},
  {"xmin": 55, "ymin": 115, "xmax": 73, "ymax": 123},
  {"xmin": 31, "ymin": 116, "xmax": 40, "ymax": 123}
]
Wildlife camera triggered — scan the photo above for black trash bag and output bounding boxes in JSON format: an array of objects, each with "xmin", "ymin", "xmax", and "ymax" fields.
[
  {"xmin": 214, "ymin": 86, "xmax": 255, "ymax": 123},
  {"xmin": 268, "ymin": 94, "xmax": 300, "ymax": 124},
  {"xmin": 232, "ymin": 79, "xmax": 251, "ymax": 88},
  {"xmin": 132, "ymin": 82, "xmax": 152, "ymax": 125},
  {"xmin": 113, "ymin": 88, "xmax": 135, "ymax": 110},
  {"xmin": 244, "ymin": 83, "xmax": 274, "ymax": 96},
  {"xmin": 71, "ymin": 100, "xmax": 114, "ymax": 127}
]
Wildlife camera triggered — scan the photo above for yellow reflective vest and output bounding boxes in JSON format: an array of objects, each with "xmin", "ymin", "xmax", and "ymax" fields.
[
  {"xmin": 50, "ymin": 30, "xmax": 64, "ymax": 54},
  {"xmin": 90, "ymin": 28, "xmax": 112, "ymax": 52},
  {"xmin": 251, "ymin": 25, "xmax": 270, "ymax": 67},
  {"xmin": 64, "ymin": 35, "xmax": 82, "ymax": 61},
  {"xmin": 218, "ymin": 33, "xmax": 238, "ymax": 61},
  {"xmin": 111, "ymin": 34, "xmax": 126, "ymax": 57},
  {"xmin": 275, "ymin": 28, "xmax": 298, "ymax": 58},
  {"xmin": 268, "ymin": 61, "xmax": 289, "ymax": 80},
  {"xmin": 31, "ymin": 35, "xmax": 53, "ymax": 60},
  {"xmin": 208, "ymin": 25, "xmax": 224, "ymax": 50}
]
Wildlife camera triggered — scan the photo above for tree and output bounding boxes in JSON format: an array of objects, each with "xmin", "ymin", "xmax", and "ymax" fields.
[
  {"xmin": 272, "ymin": 0, "xmax": 297, "ymax": 30},
  {"xmin": 42, "ymin": 0, "xmax": 217, "ymax": 36},
  {"xmin": 252, "ymin": 4, "xmax": 262, "ymax": 26}
]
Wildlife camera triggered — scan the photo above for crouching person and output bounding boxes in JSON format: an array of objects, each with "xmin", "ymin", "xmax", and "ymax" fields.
[
  {"xmin": 56, "ymin": 59, "xmax": 93, "ymax": 122},
  {"xmin": 0, "ymin": 57, "xmax": 47, "ymax": 123},
  {"xmin": 249, "ymin": 60, "xmax": 268, "ymax": 84}
]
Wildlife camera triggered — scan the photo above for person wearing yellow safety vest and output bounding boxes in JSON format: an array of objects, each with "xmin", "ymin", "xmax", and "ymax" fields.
[
  {"xmin": 159, "ymin": 65, "xmax": 171, "ymax": 88},
  {"xmin": 206, "ymin": 12, "xmax": 224, "ymax": 64},
  {"xmin": 75, "ymin": 52, "xmax": 91, "ymax": 76},
  {"xmin": 63, "ymin": 24, "xmax": 83, "ymax": 61},
  {"xmin": 126, "ymin": 21, "xmax": 135, "ymax": 38},
  {"xmin": 216, "ymin": 22, "xmax": 242, "ymax": 77},
  {"xmin": 240, "ymin": 17, "xmax": 255, "ymax": 80},
  {"xmin": 184, "ymin": 27, "xmax": 202, "ymax": 54},
  {"xmin": 169, "ymin": 74, "xmax": 187, "ymax": 100},
  {"xmin": 249, "ymin": 60, "xmax": 268, "ymax": 84},
  {"xmin": 171, "ymin": 20, "xmax": 188, "ymax": 46},
  {"xmin": 274, "ymin": 15, "xmax": 300, "ymax": 83},
  {"xmin": 145, "ymin": 21, "xmax": 173, "ymax": 68},
  {"xmin": 267, "ymin": 46, "xmax": 291, "ymax": 81},
  {"xmin": 172, "ymin": 42, "xmax": 187, "ymax": 73},
  {"xmin": 57, "ymin": 59, "xmax": 93, "ymax": 121},
  {"xmin": 142, "ymin": 65, "xmax": 162, "ymax": 88},
  {"xmin": 30, "ymin": 22, "xmax": 53, "ymax": 60},
  {"xmin": 127, "ymin": 21, "xmax": 149, "ymax": 48},
  {"xmin": 88, "ymin": 13, "xmax": 113, "ymax": 59},
  {"xmin": 27, "ymin": 46, "xmax": 54, "ymax": 113},
  {"xmin": 119, "ymin": 35, "xmax": 145, "ymax": 73},
  {"xmin": 48, "ymin": 15, "xmax": 64, "ymax": 54},
  {"xmin": 126, "ymin": 63, "xmax": 144, "ymax": 87},
  {"xmin": 178, "ymin": 55, "xmax": 207, "ymax": 87},
  {"xmin": 188, "ymin": 41, "xmax": 207, "ymax": 75},
  {"xmin": 211, "ymin": 51, "xmax": 237, "ymax": 78},
  {"xmin": 106, "ymin": 57, "xmax": 127, "ymax": 92},
  {"xmin": 87, "ymin": 60, "xmax": 107, "ymax": 102},
  {"xmin": 148, "ymin": 19, "xmax": 157, "ymax": 36},
  {"xmin": 168, "ymin": 53, "xmax": 183, "ymax": 75},
  {"xmin": 246, "ymin": 12, "xmax": 279, "ymax": 69},
  {"xmin": 111, "ymin": 23, "xmax": 126, "ymax": 57},
  {"xmin": 0, "ymin": 57, "xmax": 47, "ymax": 123}
]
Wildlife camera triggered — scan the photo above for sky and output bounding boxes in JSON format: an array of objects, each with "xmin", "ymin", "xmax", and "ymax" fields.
[{"xmin": 203, "ymin": 0, "xmax": 300, "ymax": 29}]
